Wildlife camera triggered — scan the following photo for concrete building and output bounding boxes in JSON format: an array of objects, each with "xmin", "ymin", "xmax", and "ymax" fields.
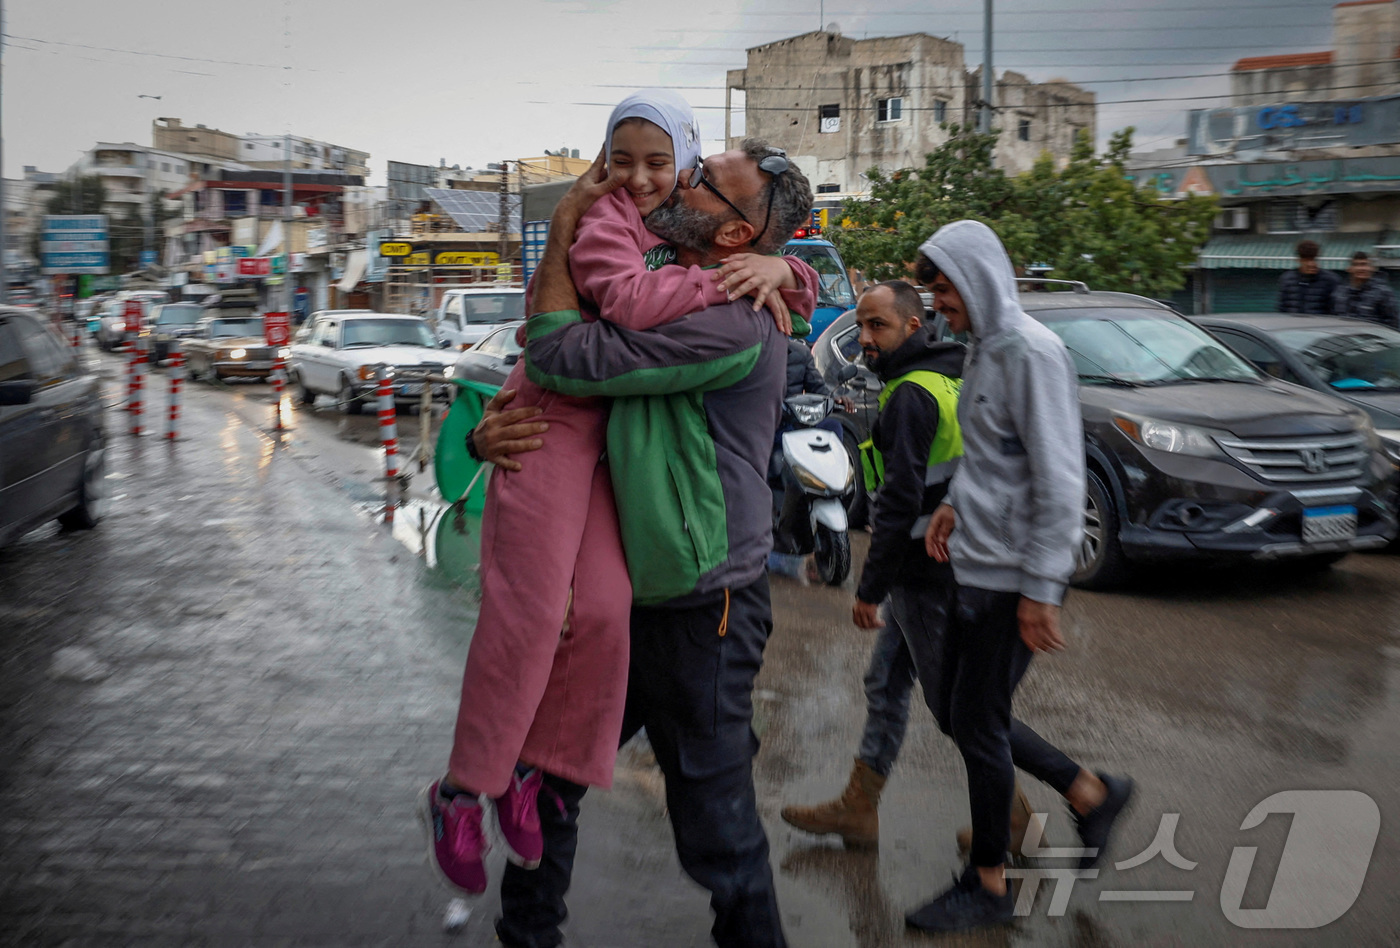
[
  {"xmin": 152, "ymin": 118, "xmax": 370, "ymax": 178},
  {"xmin": 1130, "ymin": 0, "xmax": 1400, "ymax": 312},
  {"xmin": 1230, "ymin": 0, "xmax": 1400, "ymax": 106},
  {"xmin": 725, "ymin": 30, "xmax": 1095, "ymax": 196}
]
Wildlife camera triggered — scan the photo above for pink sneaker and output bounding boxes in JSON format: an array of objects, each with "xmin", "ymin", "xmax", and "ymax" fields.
[
  {"xmin": 493, "ymin": 768, "xmax": 544, "ymax": 869},
  {"xmin": 417, "ymin": 779, "xmax": 489, "ymax": 894}
]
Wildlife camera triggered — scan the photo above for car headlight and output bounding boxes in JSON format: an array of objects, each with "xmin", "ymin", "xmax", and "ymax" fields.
[
  {"xmin": 277, "ymin": 347, "xmax": 291, "ymax": 359},
  {"xmin": 357, "ymin": 364, "xmax": 393, "ymax": 381},
  {"xmin": 792, "ymin": 463, "xmax": 829, "ymax": 492},
  {"xmin": 1375, "ymin": 427, "xmax": 1400, "ymax": 462},
  {"xmin": 1113, "ymin": 413, "xmax": 1226, "ymax": 458},
  {"xmin": 229, "ymin": 348, "xmax": 247, "ymax": 359}
]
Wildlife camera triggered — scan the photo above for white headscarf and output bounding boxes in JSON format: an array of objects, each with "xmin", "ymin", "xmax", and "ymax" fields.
[{"xmin": 603, "ymin": 89, "xmax": 701, "ymax": 198}]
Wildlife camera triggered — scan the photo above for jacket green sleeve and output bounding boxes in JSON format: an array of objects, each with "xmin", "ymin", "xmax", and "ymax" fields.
[{"xmin": 524, "ymin": 307, "xmax": 763, "ymax": 397}]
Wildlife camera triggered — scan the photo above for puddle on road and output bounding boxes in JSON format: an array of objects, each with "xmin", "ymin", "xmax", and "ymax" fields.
[{"xmin": 359, "ymin": 495, "xmax": 484, "ymax": 599}]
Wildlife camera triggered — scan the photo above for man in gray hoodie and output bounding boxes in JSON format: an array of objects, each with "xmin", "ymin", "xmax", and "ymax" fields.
[{"xmin": 912, "ymin": 220, "xmax": 1134, "ymax": 932}]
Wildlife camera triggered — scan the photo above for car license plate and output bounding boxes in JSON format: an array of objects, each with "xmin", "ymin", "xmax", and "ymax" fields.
[
  {"xmin": 247, "ymin": 360, "xmax": 272, "ymax": 370},
  {"xmin": 399, "ymin": 383, "xmax": 422, "ymax": 396},
  {"xmin": 1302, "ymin": 505, "xmax": 1358, "ymax": 543}
]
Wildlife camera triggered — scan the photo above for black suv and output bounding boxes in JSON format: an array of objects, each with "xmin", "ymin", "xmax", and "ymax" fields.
[
  {"xmin": 814, "ymin": 284, "xmax": 1396, "ymax": 587},
  {"xmin": 0, "ymin": 307, "xmax": 107, "ymax": 547}
]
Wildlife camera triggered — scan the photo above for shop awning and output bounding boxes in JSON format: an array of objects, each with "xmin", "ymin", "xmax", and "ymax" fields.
[
  {"xmin": 336, "ymin": 249, "xmax": 368, "ymax": 293},
  {"xmin": 1198, "ymin": 233, "xmax": 1380, "ymax": 269}
]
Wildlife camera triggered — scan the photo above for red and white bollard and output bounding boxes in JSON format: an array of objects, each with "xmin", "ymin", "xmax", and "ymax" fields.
[
  {"xmin": 128, "ymin": 336, "xmax": 148, "ymax": 437},
  {"xmin": 269, "ymin": 356, "xmax": 287, "ymax": 431},
  {"xmin": 70, "ymin": 321, "xmax": 83, "ymax": 350},
  {"xmin": 166, "ymin": 342, "xmax": 184, "ymax": 442},
  {"xmin": 377, "ymin": 366, "xmax": 398, "ymax": 524}
]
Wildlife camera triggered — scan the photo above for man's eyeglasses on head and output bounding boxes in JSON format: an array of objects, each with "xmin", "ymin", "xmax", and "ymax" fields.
[{"xmin": 688, "ymin": 149, "xmax": 790, "ymax": 245}]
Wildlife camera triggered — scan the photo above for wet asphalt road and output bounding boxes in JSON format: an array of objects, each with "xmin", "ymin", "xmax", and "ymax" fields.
[{"xmin": 1, "ymin": 347, "xmax": 1397, "ymax": 947}]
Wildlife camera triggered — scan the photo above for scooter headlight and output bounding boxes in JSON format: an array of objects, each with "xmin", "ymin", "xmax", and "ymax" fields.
[{"xmin": 791, "ymin": 402, "xmax": 828, "ymax": 427}]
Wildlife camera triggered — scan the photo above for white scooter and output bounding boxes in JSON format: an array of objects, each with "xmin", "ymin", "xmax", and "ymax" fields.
[{"xmin": 772, "ymin": 392, "xmax": 855, "ymax": 586}]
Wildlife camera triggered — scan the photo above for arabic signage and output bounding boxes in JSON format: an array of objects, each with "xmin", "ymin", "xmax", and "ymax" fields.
[
  {"xmin": 41, "ymin": 214, "xmax": 109, "ymax": 274},
  {"xmin": 1130, "ymin": 157, "xmax": 1400, "ymax": 199},
  {"xmin": 237, "ymin": 257, "xmax": 272, "ymax": 277},
  {"xmin": 1187, "ymin": 95, "xmax": 1400, "ymax": 157},
  {"xmin": 404, "ymin": 251, "xmax": 431, "ymax": 266},
  {"xmin": 263, "ymin": 312, "xmax": 291, "ymax": 347}
]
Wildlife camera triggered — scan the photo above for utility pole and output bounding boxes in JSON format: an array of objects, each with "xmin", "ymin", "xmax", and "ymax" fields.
[
  {"xmin": 283, "ymin": 131, "xmax": 293, "ymax": 311},
  {"xmin": 980, "ymin": 0, "xmax": 994, "ymax": 137},
  {"xmin": 0, "ymin": 0, "xmax": 7, "ymax": 304},
  {"xmin": 497, "ymin": 159, "xmax": 509, "ymax": 273}
]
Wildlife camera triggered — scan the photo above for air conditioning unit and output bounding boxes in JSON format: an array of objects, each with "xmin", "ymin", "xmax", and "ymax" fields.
[{"xmin": 1215, "ymin": 207, "xmax": 1249, "ymax": 230}]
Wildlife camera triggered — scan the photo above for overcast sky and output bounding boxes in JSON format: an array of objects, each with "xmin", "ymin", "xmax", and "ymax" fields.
[{"xmin": 4, "ymin": 0, "xmax": 1342, "ymax": 184}]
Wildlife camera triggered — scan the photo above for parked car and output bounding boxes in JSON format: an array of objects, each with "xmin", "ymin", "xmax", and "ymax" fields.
[
  {"xmin": 781, "ymin": 237, "xmax": 857, "ymax": 341},
  {"xmin": 147, "ymin": 302, "xmax": 206, "ymax": 361},
  {"xmin": 183, "ymin": 315, "xmax": 283, "ymax": 382},
  {"xmin": 1008, "ymin": 287, "xmax": 1395, "ymax": 585},
  {"xmin": 445, "ymin": 320, "xmax": 523, "ymax": 390},
  {"xmin": 96, "ymin": 290, "xmax": 166, "ymax": 351},
  {"xmin": 0, "ymin": 306, "xmax": 107, "ymax": 547},
  {"xmin": 288, "ymin": 312, "xmax": 456, "ymax": 414},
  {"xmin": 1192, "ymin": 313, "xmax": 1400, "ymax": 463},
  {"xmin": 435, "ymin": 287, "xmax": 527, "ymax": 350},
  {"xmin": 293, "ymin": 309, "xmax": 373, "ymax": 343}
]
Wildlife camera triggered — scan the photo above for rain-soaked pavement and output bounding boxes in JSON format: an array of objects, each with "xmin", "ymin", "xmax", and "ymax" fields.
[{"xmin": 1, "ymin": 349, "xmax": 1397, "ymax": 947}]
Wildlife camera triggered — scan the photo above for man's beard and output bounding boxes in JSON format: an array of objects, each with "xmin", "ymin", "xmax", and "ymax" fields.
[{"xmin": 645, "ymin": 192, "xmax": 724, "ymax": 253}]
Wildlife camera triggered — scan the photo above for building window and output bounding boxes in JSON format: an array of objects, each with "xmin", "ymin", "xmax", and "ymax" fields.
[
  {"xmin": 162, "ymin": 162, "xmax": 170, "ymax": 172},
  {"xmin": 819, "ymin": 104, "xmax": 841, "ymax": 134},
  {"xmin": 816, "ymin": 184, "xmax": 840, "ymax": 194},
  {"xmin": 1018, "ymin": 118, "xmax": 1031, "ymax": 142},
  {"xmin": 245, "ymin": 143, "xmax": 254, "ymax": 150},
  {"xmin": 877, "ymin": 97, "xmax": 903, "ymax": 122},
  {"xmin": 1267, "ymin": 200, "xmax": 1338, "ymax": 234},
  {"xmin": 933, "ymin": 99, "xmax": 947, "ymax": 123}
]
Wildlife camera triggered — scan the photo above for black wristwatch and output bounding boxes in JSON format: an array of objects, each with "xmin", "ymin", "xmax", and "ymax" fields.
[{"xmin": 465, "ymin": 427, "xmax": 485, "ymax": 463}]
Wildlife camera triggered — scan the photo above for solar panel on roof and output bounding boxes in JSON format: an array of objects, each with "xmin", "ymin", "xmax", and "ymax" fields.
[{"xmin": 425, "ymin": 188, "xmax": 521, "ymax": 233}]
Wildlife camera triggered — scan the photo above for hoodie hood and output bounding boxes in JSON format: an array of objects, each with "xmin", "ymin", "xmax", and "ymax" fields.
[
  {"xmin": 919, "ymin": 220, "xmax": 1027, "ymax": 342},
  {"xmin": 874, "ymin": 324, "xmax": 966, "ymax": 383},
  {"xmin": 604, "ymin": 89, "xmax": 702, "ymax": 198}
]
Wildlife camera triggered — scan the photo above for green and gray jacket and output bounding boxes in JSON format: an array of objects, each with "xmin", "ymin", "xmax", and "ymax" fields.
[{"xmin": 525, "ymin": 303, "xmax": 788, "ymax": 606}]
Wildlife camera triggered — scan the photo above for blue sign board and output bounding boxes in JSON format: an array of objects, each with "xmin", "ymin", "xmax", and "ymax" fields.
[
  {"xmin": 41, "ymin": 214, "xmax": 109, "ymax": 275},
  {"xmin": 140, "ymin": 250, "xmax": 157, "ymax": 268}
]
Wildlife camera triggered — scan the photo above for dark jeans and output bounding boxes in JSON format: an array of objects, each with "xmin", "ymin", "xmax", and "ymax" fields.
[
  {"xmin": 856, "ymin": 582, "xmax": 952, "ymax": 777},
  {"xmin": 498, "ymin": 576, "xmax": 786, "ymax": 948},
  {"xmin": 942, "ymin": 586, "xmax": 1083, "ymax": 867}
]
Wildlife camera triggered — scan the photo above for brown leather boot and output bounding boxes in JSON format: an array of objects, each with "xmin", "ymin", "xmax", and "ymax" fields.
[
  {"xmin": 955, "ymin": 785, "xmax": 1042, "ymax": 858},
  {"xmin": 780, "ymin": 758, "xmax": 885, "ymax": 848}
]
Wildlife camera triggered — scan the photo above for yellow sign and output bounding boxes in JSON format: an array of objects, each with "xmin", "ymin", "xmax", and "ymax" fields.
[
  {"xmin": 434, "ymin": 251, "xmax": 499, "ymax": 267},
  {"xmin": 405, "ymin": 251, "xmax": 431, "ymax": 267},
  {"xmin": 496, "ymin": 263, "xmax": 514, "ymax": 281},
  {"xmin": 379, "ymin": 242, "xmax": 413, "ymax": 256},
  {"xmin": 816, "ymin": 209, "xmax": 829, "ymax": 230}
]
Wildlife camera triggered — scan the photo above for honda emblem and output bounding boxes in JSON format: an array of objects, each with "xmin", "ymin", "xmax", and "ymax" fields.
[{"xmin": 1300, "ymin": 447, "xmax": 1328, "ymax": 474}]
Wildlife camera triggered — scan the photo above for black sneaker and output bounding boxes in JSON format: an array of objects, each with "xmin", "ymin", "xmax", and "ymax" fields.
[
  {"xmin": 905, "ymin": 864, "xmax": 1014, "ymax": 932},
  {"xmin": 1074, "ymin": 772, "xmax": 1135, "ymax": 869}
]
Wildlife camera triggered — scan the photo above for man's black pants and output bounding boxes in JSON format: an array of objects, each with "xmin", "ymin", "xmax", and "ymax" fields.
[
  {"xmin": 497, "ymin": 576, "xmax": 786, "ymax": 948},
  {"xmin": 940, "ymin": 585, "xmax": 1083, "ymax": 868}
]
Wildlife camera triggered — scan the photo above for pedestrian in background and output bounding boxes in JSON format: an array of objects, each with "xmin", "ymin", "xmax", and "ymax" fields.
[
  {"xmin": 1277, "ymin": 239, "xmax": 1341, "ymax": 314},
  {"xmin": 1333, "ymin": 251, "xmax": 1398, "ymax": 328},
  {"xmin": 912, "ymin": 220, "xmax": 1134, "ymax": 933}
]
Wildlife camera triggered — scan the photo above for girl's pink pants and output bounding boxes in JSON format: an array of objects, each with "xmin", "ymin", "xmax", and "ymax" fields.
[{"xmin": 447, "ymin": 363, "xmax": 632, "ymax": 797}]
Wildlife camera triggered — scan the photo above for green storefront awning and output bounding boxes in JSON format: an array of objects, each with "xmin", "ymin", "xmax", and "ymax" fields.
[{"xmin": 1198, "ymin": 233, "xmax": 1380, "ymax": 270}]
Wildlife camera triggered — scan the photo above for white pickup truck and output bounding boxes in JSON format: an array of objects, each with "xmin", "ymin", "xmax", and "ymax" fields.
[{"xmin": 435, "ymin": 286, "xmax": 526, "ymax": 350}]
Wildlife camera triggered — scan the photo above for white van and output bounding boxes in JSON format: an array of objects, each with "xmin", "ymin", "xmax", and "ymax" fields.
[{"xmin": 435, "ymin": 287, "xmax": 526, "ymax": 349}]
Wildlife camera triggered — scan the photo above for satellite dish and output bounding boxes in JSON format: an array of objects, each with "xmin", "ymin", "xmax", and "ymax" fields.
[{"xmin": 826, "ymin": 22, "xmax": 840, "ymax": 34}]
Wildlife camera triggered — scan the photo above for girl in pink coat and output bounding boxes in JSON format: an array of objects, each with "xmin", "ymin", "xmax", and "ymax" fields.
[{"xmin": 420, "ymin": 90, "xmax": 819, "ymax": 896}]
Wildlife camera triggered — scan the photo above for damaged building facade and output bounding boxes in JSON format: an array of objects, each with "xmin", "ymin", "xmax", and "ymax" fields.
[{"xmin": 726, "ymin": 30, "xmax": 1095, "ymax": 198}]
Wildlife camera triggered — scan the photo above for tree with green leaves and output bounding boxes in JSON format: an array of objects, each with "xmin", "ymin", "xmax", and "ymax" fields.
[{"xmin": 829, "ymin": 126, "xmax": 1216, "ymax": 299}]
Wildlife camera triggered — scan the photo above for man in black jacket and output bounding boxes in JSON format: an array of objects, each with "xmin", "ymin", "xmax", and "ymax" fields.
[
  {"xmin": 1333, "ymin": 251, "xmax": 1398, "ymax": 328},
  {"xmin": 780, "ymin": 282, "xmax": 1037, "ymax": 849},
  {"xmin": 1277, "ymin": 239, "xmax": 1341, "ymax": 314}
]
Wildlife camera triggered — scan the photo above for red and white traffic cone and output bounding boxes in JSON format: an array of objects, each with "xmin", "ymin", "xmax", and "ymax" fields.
[
  {"xmin": 70, "ymin": 322, "xmax": 82, "ymax": 350},
  {"xmin": 378, "ymin": 367, "xmax": 398, "ymax": 525},
  {"xmin": 270, "ymin": 357, "xmax": 287, "ymax": 431},
  {"xmin": 128, "ymin": 337, "xmax": 148, "ymax": 437},
  {"xmin": 167, "ymin": 342, "xmax": 184, "ymax": 442}
]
